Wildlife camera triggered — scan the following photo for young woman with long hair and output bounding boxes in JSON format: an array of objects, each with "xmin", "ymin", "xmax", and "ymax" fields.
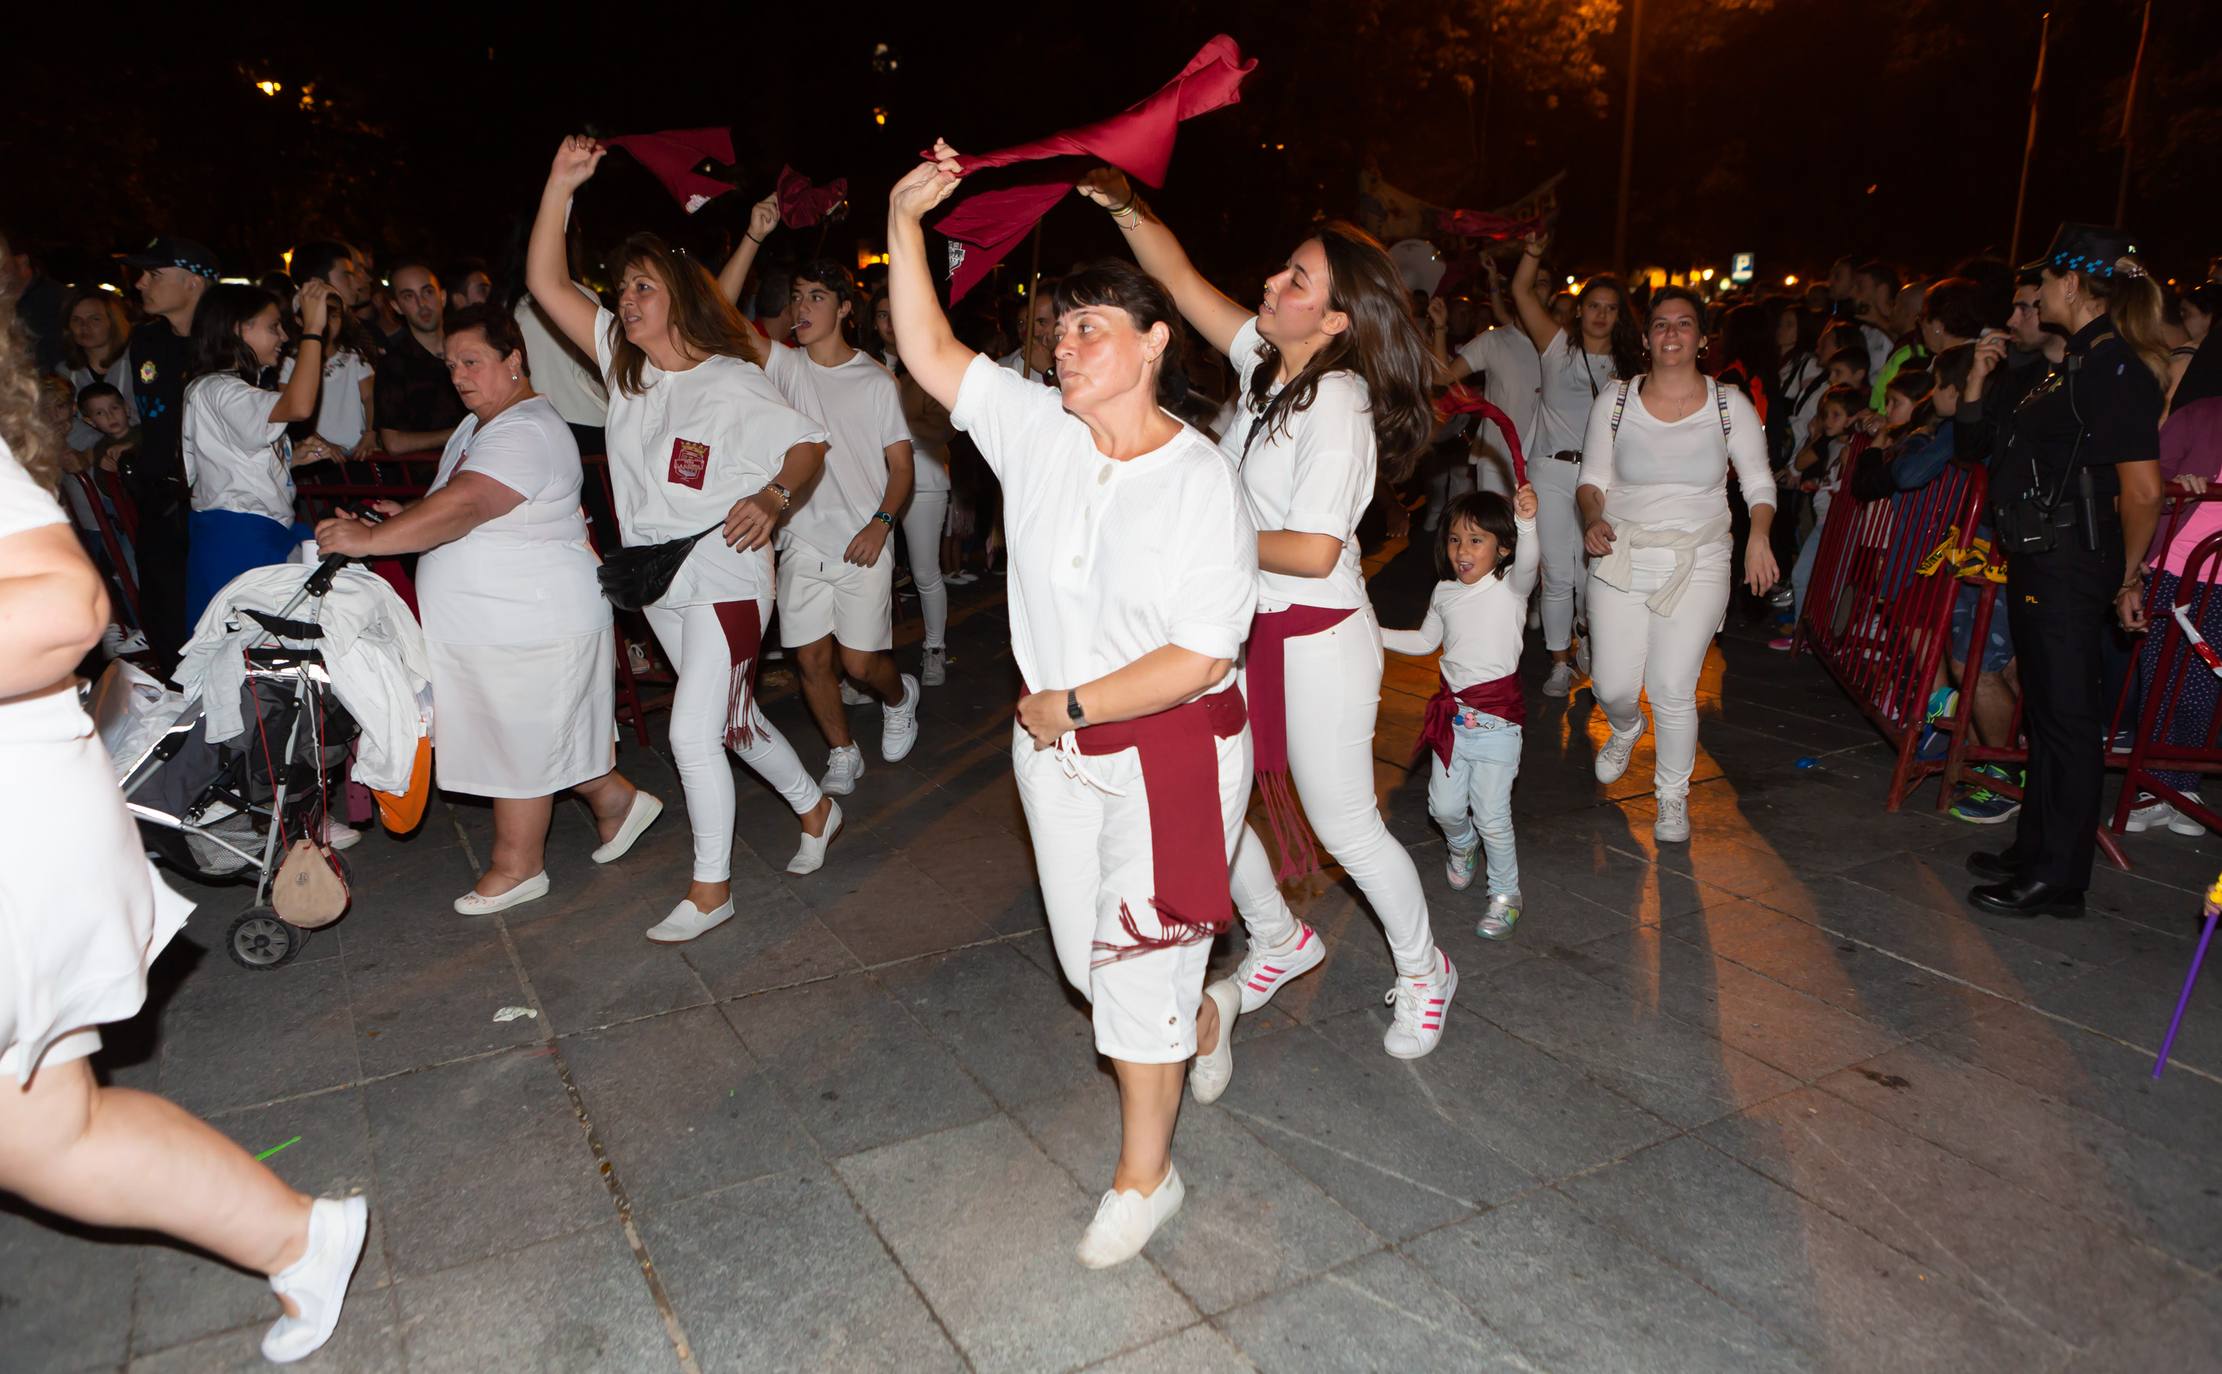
[
  {"xmin": 1578, "ymin": 287, "xmax": 1779, "ymax": 844},
  {"xmin": 1511, "ymin": 238, "xmax": 1644, "ymax": 695},
  {"xmin": 527, "ymin": 135, "xmax": 839, "ymax": 945},
  {"xmin": 1080, "ymin": 165, "xmax": 1457, "ymax": 1059}
]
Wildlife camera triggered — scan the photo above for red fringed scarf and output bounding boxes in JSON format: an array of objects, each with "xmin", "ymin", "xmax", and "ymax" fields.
[
  {"xmin": 1073, "ymin": 685, "xmax": 1248, "ymax": 967},
  {"xmin": 1413, "ymin": 673, "xmax": 1526, "ymax": 773},
  {"xmin": 605, "ymin": 128, "xmax": 736, "ymax": 214},
  {"xmin": 931, "ymin": 35, "xmax": 1256, "ymax": 302},
  {"xmin": 1243, "ymin": 605, "xmax": 1355, "ymax": 881},
  {"xmin": 712, "ymin": 600, "xmax": 761, "ymax": 751},
  {"xmin": 777, "ymin": 166, "xmax": 847, "ymax": 228},
  {"xmin": 1436, "ymin": 385, "xmax": 1528, "ymax": 486}
]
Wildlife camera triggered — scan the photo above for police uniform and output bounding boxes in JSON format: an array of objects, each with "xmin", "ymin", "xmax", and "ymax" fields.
[{"xmin": 1979, "ymin": 310, "xmax": 2161, "ymax": 899}]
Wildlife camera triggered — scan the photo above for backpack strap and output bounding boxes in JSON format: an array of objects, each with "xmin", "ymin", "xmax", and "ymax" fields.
[
  {"xmin": 1714, "ymin": 379, "xmax": 1732, "ymax": 440},
  {"xmin": 1608, "ymin": 379, "xmax": 1632, "ymax": 445}
]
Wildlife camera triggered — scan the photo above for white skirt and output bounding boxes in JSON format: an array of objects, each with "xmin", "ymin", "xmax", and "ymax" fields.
[
  {"xmin": 0, "ymin": 689, "xmax": 193, "ymax": 1084},
  {"xmin": 428, "ymin": 629, "xmax": 617, "ymax": 799}
]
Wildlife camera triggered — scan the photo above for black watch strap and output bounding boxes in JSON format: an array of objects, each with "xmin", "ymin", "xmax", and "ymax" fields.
[{"xmin": 1066, "ymin": 689, "xmax": 1086, "ymax": 725}]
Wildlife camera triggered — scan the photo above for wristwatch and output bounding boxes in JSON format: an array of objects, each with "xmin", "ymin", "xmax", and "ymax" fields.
[
  {"xmin": 1066, "ymin": 689, "xmax": 1087, "ymax": 726},
  {"xmin": 873, "ymin": 510, "xmax": 895, "ymax": 528}
]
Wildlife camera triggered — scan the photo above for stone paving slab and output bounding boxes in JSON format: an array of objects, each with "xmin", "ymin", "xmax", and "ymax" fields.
[{"xmin": 10, "ymin": 568, "xmax": 2222, "ymax": 1372}]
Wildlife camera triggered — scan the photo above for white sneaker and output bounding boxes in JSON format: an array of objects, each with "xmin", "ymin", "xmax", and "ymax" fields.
[
  {"xmin": 2172, "ymin": 793, "xmax": 2209, "ymax": 836},
  {"xmin": 321, "ymin": 817, "xmax": 362, "ymax": 852},
  {"xmin": 2124, "ymin": 796, "xmax": 2177, "ymax": 833},
  {"xmin": 261, "ymin": 1195, "xmax": 368, "ymax": 1364},
  {"xmin": 1188, "ymin": 981, "xmax": 1241, "ymax": 1105},
  {"xmin": 1075, "ymin": 1165, "xmax": 1185, "ymax": 1269},
  {"xmin": 920, "ymin": 645, "xmax": 948, "ymax": 687},
  {"xmin": 821, "ymin": 745, "xmax": 865, "ymax": 796},
  {"xmin": 644, "ymin": 898, "xmax": 734, "ymax": 944},
  {"xmin": 1573, "ymin": 634, "xmax": 1592, "ymax": 680},
  {"xmin": 1477, "ymin": 894, "xmax": 1521, "ymax": 941},
  {"xmin": 1382, "ymin": 951, "xmax": 1457, "ymax": 1059},
  {"xmin": 881, "ymin": 673, "xmax": 921, "ymax": 762},
  {"xmin": 786, "ymin": 801, "xmax": 843, "ymax": 875},
  {"xmin": 1654, "ymin": 792, "xmax": 1691, "ymax": 843},
  {"xmin": 946, "ymin": 570, "xmax": 979, "ymax": 586},
  {"xmin": 453, "ymin": 871, "xmax": 549, "ymax": 916},
  {"xmin": 1232, "ymin": 922, "xmax": 1325, "ymax": 1013},
  {"xmin": 1445, "ymin": 837, "xmax": 1479, "ymax": 891},
  {"xmin": 840, "ymin": 681, "xmax": 873, "ymax": 707},
  {"xmin": 1594, "ymin": 719, "xmax": 1646, "ymax": 784},
  {"xmin": 100, "ymin": 624, "xmax": 149, "ymax": 657},
  {"xmin": 590, "ymin": 790, "xmax": 663, "ymax": 864},
  {"xmin": 1542, "ymin": 661, "xmax": 1577, "ymax": 698}
]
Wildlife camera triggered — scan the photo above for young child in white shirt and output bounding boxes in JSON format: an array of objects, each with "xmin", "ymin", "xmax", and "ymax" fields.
[{"xmin": 1381, "ymin": 484, "xmax": 1540, "ymax": 939}]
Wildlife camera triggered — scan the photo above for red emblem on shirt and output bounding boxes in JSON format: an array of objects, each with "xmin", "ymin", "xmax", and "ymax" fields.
[{"xmin": 667, "ymin": 438, "xmax": 710, "ymax": 489}]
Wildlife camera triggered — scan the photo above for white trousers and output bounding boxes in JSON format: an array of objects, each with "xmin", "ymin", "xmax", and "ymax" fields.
[
  {"xmin": 1014, "ymin": 724, "xmax": 1251, "ymax": 1063},
  {"xmin": 1229, "ymin": 607, "xmax": 1439, "ymax": 979},
  {"xmin": 1585, "ymin": 549, "xmax": 1731, "ymax": 801},
  {"xmin": 1529, "ymin": 457, "xmax": 1588, "ymax": 652},
  {"xmin": 644, "ymin": 598, "xmax": 822, "ymax": 882},
  {"xmin": 902, "ymin": 489, "xmax": 949, "ymax": 650}
]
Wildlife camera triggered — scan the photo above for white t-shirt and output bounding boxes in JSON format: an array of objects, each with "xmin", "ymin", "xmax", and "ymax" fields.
[
  {"xmin": 1379, "ymin": 516, "xmax": 1540, "ymax": 689},
  {"xmin": 997, "ymin": 349, "xmax": 1051, "ymax": 384},
  {"xmin": 0, "ymin": 439, "xmax": 65, "ymax": 541},
  {"xmin": 1860, "ymin": 322, "xmax": 1894, "ymax": 378},
  {"xmin": 278, "ymin": 347, "xmax": 375, "ymax": 450},
  {"xmin": 1456, "ymin": 327, "xmax": 1542, "ymax": 475},
  {"xmin": 761, "ymin": 345, "xmax": 908, "ymax": 563},
  {"xmin": 516, "ymin": 288, "xmax": 609, "ymax": 430},
  {"xmin": 182, "ymin": 374, "xmax": 293, "ymax": 522},
  {"xmin": 415, "ymin": 396, "xmax": 609, "ymax": 644},
  {"xmin": 1535, "ymin": 329, "xmax": 1619, "ymax": 458},
  {"xmin": 592, "ymin": 306, "xmax": 828, "ymax": 606},
  {"xmin": 1579, "ymin": 378, "xmax": 1775, "ymax": 535},
  {"xmin": 1220, "ymin": 317, "xmax": 1375, "ymax": 614},
  {"xmin": 950, "ymin": 355, "xmax": 1256, "ymax": 697}
]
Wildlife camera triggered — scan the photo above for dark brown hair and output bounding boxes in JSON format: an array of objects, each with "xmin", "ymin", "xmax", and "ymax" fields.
[
  {"xmin": 604, "ymin": 232, "xmax": 765, "ymax": 396},
  {"xmin": 1242, "ymin": 221, "xmax": 1438, "ymax": 483},
  {"xmin": 1051, "ymin": 260, "xmax": 1188, "ymax": 409},
  {"xmin": 444, "ymin": 304, "xmax": 530, "ymax": 375}
]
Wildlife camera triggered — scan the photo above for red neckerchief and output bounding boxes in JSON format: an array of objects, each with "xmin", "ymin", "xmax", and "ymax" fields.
[
  {"xmin": 776, "ymin": 166, "xmax": 847, "ymax": 229},
  {"xmin": 606, "ymin": 128, "xmax": 735, "ymax": 213}
]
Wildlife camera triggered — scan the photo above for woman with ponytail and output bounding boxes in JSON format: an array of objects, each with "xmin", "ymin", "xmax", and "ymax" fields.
[
  {"xmin": 1081, "ymin": 165, "xmax": 1458, "ymax": 1061},
  {"xmin": 1961, "ymin": 224, "xmax": 2167, "ymax": 918}
]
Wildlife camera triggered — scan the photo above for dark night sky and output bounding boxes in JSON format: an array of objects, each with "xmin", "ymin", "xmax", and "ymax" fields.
[{"xmin": 3, "ymin": 1, "xmax": 2213, "ymax": 295}]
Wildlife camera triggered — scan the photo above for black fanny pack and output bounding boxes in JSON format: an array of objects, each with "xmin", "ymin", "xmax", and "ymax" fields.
[{"xmin": 597, "ymin": 525, "xmax": 721, "ymax": 611}]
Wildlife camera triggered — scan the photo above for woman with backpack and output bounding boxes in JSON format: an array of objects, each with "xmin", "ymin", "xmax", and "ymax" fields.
[{"xmin": 1578, "ymin": 287, "xmax": 1778, "ymax": 842}]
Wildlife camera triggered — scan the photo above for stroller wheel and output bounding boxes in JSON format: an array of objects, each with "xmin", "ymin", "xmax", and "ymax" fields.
[{"xmin": 227, "ymin": 907, "xmax": 306, "ymax": 970}]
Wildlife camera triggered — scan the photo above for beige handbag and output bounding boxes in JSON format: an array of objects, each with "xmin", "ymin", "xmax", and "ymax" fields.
[{"xmin": 272, "ymin": 838, "xmax": 350, "ymax": 929}]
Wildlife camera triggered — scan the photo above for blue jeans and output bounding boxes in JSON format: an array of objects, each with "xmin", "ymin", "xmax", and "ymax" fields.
[
  {"xmin": 1790, "ymin": 522, "xmax": 1822, "ymax": 625},
  {"xmin": 1428, "ymin": 712, "xmax": 1522, "ymax": 897}
]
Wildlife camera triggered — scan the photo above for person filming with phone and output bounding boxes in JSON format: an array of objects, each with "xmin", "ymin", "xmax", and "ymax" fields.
[{"xmin": 1958, "ymin": 224, "xmax": 2166, "ymax": 919}]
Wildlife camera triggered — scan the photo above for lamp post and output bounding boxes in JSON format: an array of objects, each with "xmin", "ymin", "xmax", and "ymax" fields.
[{"xmin": 1611, "ymin": 0, "xmax": 1644, "ymax": 277}]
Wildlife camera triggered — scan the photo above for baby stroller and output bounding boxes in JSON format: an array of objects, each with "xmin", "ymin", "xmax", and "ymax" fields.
[{"xmin": 104, "ymin": 553, "xmax": 426, "ymax": 969}]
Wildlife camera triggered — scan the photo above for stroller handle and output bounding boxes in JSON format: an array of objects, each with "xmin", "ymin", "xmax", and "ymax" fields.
[{"xmin": 303, "ymin": 552, "xmax": 351, "ymax": 597}]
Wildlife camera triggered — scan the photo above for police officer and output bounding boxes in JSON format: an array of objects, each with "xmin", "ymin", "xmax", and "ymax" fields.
[{"xmin": 1961, "ymin": 224, "xmax": 2167, "ymax": 917}]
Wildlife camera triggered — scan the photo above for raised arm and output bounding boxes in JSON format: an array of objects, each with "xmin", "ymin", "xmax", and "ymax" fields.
[
  {"xmin": 715, "ymin": 194, "xmax": 783, "ymax": 306},
  {"xmin": 527, "ymin": 137, "xmax": 608, "ymax": 360},
  {"xmin": 1510, "ymin": 234, "xmax": 1560, "ymax": 353},
  {"xmin": 1075, "ymin": 167, "xmax": 1251, "ymax": 359},
  {"xmin": 885, "ymin": 148, "xmax": 981, "ymax": 413},
  {"xmin": 269, "ymin": 282, "xmax": 338, "ymax": 425}
]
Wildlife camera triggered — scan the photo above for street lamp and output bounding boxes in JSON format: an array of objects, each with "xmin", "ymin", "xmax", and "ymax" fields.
[{"xmin": 254, "ymin": 79, "xmax": 282, "ymax": 97}]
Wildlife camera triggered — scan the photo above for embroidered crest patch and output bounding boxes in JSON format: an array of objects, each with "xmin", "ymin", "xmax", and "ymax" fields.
[{"xmin": 667, "ymin": 438, "xmax": 710, "ymax": 489}]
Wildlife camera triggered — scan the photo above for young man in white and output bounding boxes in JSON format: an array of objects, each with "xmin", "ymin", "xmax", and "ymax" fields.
[{"xmin": 764, "ymin": 260, "xmax": 921, "ymax": 793}]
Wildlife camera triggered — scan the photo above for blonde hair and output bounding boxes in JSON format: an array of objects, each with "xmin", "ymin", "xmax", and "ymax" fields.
[
  {"xmin": 0, "ymin": 234, "xmax": 63, "ymax": 493},
  {"xmin": 2101, "ymin": 258, "xmax": 2171, "ymax": 387}
]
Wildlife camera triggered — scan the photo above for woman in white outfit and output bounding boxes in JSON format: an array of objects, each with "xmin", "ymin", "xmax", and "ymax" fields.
[
  {"xmin": 0, "ymin": 332, "xmax": 363, "ymax": 1365},
  {"xmin": 1578, "ymin": 286, "xmax": 1779, "ymax": 843},
  {"xmin": 1080, "ymin": 166, "xmax": 1456, "ymax": 1061},
  {"xmin": 527, "ymin": 136, "xmax": 838, "ymax": 945},
  {"xmin": 891, "ymin": 146, "xmax": 1259, "ymax": 1270},
  {"xmin": 314, "ymin": 306, "xmax": 660, "ymax": 915},
  {"xmin": 1509, "ymin": 236, "xmax": 1645, "ymax": 696}
]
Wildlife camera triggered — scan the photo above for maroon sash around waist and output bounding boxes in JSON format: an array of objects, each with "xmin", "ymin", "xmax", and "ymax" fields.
[
  {"xmin": 1414, "ymin": 673, "xmax": 1525, "ymax": 772},
  {"xmin": 1070, "ymin": 685, "xmax": 1248, "ymax": 965},
  {"xmin": 1245, "ymin": 604, "xmax": 1356, "ymax": 881}
]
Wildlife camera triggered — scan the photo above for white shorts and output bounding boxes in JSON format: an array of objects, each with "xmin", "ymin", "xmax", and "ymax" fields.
[
  {"xmin": 1012, "ymin": 722, "xmax": 1252, "ymax": 1063},
  {"xmin": 776, "ymin": 547, "xmax": 894, "ymax": 651}
]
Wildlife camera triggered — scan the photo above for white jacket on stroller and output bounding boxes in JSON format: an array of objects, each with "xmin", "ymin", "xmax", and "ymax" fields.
[{"xmin": 174, "ymin": 564, "xmax": 433, "ymax": 793}]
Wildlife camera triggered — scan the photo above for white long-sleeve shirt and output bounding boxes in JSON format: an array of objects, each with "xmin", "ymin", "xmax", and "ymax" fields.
[
  {"xmin": 1578, "ymin": 378, "xmax": 1774, "ymax": 534},
  {"xmin": 1380, "ymin": 515, "xmax": 1539, "ymax": 689}
]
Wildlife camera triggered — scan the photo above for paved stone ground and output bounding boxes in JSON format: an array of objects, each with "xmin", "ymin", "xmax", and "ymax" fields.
[{"xmin": 9, "ymin": 539, "xmax": 2222, "ymax": 1373}]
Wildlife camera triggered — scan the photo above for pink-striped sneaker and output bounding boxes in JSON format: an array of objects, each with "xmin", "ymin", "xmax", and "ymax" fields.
[
  {"xmin": 1232, "ymin": 923, "xmax": 1326, "ymax": 1014},
  {"xmin": 1382, "ymin": 951, "xmax": 1458, "ymax": 1059}
]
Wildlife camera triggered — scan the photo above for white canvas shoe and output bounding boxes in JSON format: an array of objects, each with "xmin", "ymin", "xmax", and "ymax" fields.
[
  {"xmin": 1594, "ymin": 719, "xmax": 1646, "ymax": 784},
  {"xmin": 453, "ymin": 872, "xmax": 549, "ymax": 916},
  {"xmin": 1188, "ymin": 980, "xmax": 1241, "ymax": 1105},
  {"xmin": 590, "ymin": 790, "xmax": 663, "ymax": 864},
  {"xmin": 261, "ymin": 1195, "xmax": 368, "ymax": 1364},
  {"xmin": 1075, "ymin": 1165, "xmax": 1185, "ymax": 1269},
  {"xmin": 1653, "ymin": 793, "xmax": 1691, "ymax": 843},
  {"xmin": 1542, "ymin": 661, "xmax": 1577, "ymax": 698},
  {"xmin": 786, "ymin": 802, "xmax": 844, "ymax": 876},
  {"xmin": 644, "ymin": 898, "xmax": 734, "ymax": 944}
]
